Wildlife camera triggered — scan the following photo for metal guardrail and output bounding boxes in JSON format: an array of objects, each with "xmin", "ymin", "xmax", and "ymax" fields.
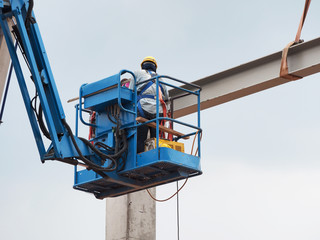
[{"xmin": 135, "ymin": 74, "xmax": 202, "ymax": 157}]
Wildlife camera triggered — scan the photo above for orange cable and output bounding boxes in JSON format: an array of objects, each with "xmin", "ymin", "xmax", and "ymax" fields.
[
  {"xmin": 280, "ymin": 0, "xmax": 311, "ymax": 80},
  {"xmin": 146, "ymin": 130, "xmax": 202, "ymax": 202},
  {"xmin": 146, "ymin": 179, "xmax": 188, "ymax": 202}
]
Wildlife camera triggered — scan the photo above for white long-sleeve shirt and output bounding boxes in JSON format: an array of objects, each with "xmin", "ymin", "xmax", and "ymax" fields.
[{"xmin": 129, "ymin": 70, "xmax": 169, "ymax": 115}]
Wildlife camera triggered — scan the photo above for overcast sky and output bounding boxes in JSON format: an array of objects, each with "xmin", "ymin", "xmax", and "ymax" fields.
[{"xmin": 1, "ymin": 0, "xmax": 320, "ymax": 239}]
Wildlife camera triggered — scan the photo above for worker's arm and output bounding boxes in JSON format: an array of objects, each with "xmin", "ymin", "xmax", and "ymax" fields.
[
  {"xmin": 163, "ymin": 82, "xmax": 169, "ymax": 101},
  {"xmin": 128, "ymin": 70, "xmax": 141, "ymax": 90}
]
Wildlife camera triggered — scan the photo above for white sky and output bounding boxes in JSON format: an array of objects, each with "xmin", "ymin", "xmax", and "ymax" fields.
[{"xmin": 1, "ymin": 0, "xmax": 320, "ymax": 239}]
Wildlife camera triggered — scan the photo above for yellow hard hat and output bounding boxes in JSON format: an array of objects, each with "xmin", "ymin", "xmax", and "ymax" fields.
[{"xmin": 141, "ymin": 56, "xmax": 157, "ymax": 68}]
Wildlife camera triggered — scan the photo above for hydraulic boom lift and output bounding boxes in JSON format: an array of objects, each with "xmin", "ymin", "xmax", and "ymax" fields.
[{"xmin": 0, "ymin": 0, "xmax": 202, "ymax": 199}]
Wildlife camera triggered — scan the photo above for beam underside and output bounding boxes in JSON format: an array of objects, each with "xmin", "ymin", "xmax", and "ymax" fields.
[{"xmin": 170, "ymin": 38, "xmax": 320, "ymax": 118}]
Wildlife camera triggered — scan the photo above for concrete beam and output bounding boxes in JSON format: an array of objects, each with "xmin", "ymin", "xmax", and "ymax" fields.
[
  {"xmin": 170, "ymin": 37, "xmax": 320, "ymax": 118},
  {"xmin": 0, "ymin": 23, "xmax": 12, "ymax": 107}
]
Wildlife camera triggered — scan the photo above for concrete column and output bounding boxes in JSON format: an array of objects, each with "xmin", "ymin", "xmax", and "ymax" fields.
[
  {"xmin": 106, "ymin": 189, "xmax": 156, "ymax": 240},
  {"xmin": 0, "ymin": 23, "xmax": 12, "ymax": 106}
]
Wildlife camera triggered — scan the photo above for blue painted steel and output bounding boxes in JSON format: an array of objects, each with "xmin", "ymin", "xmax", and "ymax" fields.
[
  {"xmin": 197, "ymin": 89, "xmax": 201, "ymax": 157},
  {"xmin": 75, "ymin": 104, "xmax": 79, "ymax": 136},
  {"xmin": 0, "ymin": 42, "xmax": 17, "ymax": 124},
  {"xmin": 24, "ymin": 12, "xmax": 66, "ymax": 124},
  {"xmin": 2, "ymin": 1, "xmax": 202, "ymax": 199},
  {"xmin": 117, "ymin": 70, "xmax": 136, "ymax": 115},
  {"xmin": 156, "ymin": 76, "xmax": 160, "ymax": 154},
  {"xmin": 0, "ymin": 14, "xmax": 46, "ymax": 158},
  {"xmin": 140, "ymin": 117, "xmax": 201, "ymax": 131},
  {"xmin": 74, "ymin": 73, "xmax": 202, "ymax": 198},
  {"xmin": 136, "ymin": 148, "xmax": 201, "ymax": 171},
  {"xmin": 0, "ymin": 11, "xmax": 13, "ymax": 19},
  {"xmin": 137, "ymin": 75, "xmax": 201, "ymax": 92},
  {"xmin": 79, "ymin": 83, "xmax": 96, "ymax": 128},
  {"xmin": 9, "ymin": 0, "xmax": 26, "ymax": 10},
  {"xmin": 0, "ymin": 1, "xmax": 3, "ymax": 8},
  {"xmin": 85, "ymin": 86, "xmax": 132, "ymax": 112},
  {"xmin": 13, "ymin": 11, "xmax": 63, "ymax": 155},
  {"xmin": 74, "ymin": 148, "xmax": 201, "ymax": 198},
  {"xmin": 0, "ymin": 2, "xmax": 88, "ymax": 161}
]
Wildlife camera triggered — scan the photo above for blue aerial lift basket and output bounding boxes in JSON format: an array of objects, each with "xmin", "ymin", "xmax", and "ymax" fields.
[{"xmin": 73, "ymin": 71, "xmax": 202, "ymax": 199}]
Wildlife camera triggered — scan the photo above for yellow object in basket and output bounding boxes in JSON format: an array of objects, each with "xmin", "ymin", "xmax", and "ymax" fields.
[{"xmin": 145, "ymin": 138, "xmax": 185, "ymax": 153}]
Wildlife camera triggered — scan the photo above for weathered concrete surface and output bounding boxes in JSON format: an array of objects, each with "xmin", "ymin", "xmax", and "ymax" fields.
[
  {"xmin": 106, "ymin": 189, "xmax": 156, "ymax": 240},
  {"xmin": 0, "ymin": 23, "xmax": 12, "ymax": 106}
]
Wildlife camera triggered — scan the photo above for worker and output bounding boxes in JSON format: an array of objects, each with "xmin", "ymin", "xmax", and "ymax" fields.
[{"xmin": 129, "ymin": 56, "xmax": 169, "ymax": 153}]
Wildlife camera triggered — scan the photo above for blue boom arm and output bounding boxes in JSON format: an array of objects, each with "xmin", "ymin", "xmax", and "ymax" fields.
[
  {"xmin": 1, "ymin": 0, "xmax": 202, "ymax": 199},
  {"xmin": 0, "ymin": 0, "xmax": 93, "ymax": 162}
]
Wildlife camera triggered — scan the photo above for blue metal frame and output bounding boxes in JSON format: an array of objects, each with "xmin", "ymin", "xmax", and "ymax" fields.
[
  {"xmin": 78, "ymin": 83, "xmax": 97, "ymax": 128},
  {"xmin": 0, "ymin": 10, "xmax": 46, "ymax": 158},
  {"xmin": 1, "ymin": 0, "xmax": 202, "ymax": 199},
  {"xmin": 0, "ymin": 1, "xmax": 93, "ymax": 160},
  {"xmin": 117, "ymin": 70, "xmax": 137, "ymax": 115},
  {"xmin": 73, "ymin": 71, "xmax": 202, "ymax": 198},
  {"xmin": 136, "ymin": 74, "xmax": 202, "ymax": 156}
]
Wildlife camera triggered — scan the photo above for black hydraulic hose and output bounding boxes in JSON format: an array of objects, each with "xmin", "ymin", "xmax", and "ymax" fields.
[
  {"xmin": 78, "ymin": 137, "xmax": 117, "ymax": 170},
  {"xmin": 97, "ymin": 131, "xmax": 128, "ymax": 159},
  {"xmin": 117, "ymin": 150, "xmax": 128, "ymax": 171},
  {"xmin": 115, "ymin": 126, "xmax": 119, "ymax": 153},
  {"xmin": 113, "ymin": 114, "xmax": 121, "ymax": 153},
  {"xmin": 26, "ymin": 0, "xmax": 34, "ymax": 19},
  {"xmin": 79, "ymin": 133, "xmax": 128, "ymax": 167},
  {"xmin": 38, "ymin": 104, "xmax": 51, "ymax": 140},
  {"xmin": 52, "ymin": 157, "xmax": 79, "ymax": 166},
  {"xmin": 91, "ymin": 132, "xmax": 128, "ymax": 162},
  {"xmin": 109, "ymin": 132, "xmax": 128, "ymax": 159},
  {"xmin": 61, "ymin": 119, "xmax": 116, "ymax": 172},
  {"xmin": 107, "ymin": 109, "xmax": 117, "ymax": 124},
  {"xmin": 105, "ymin": 106, "xmax": 129, "ymax": 158},
  {"xmin": 94, "ymin": 142, "xmax": 114, "ymax": 151},
  {"xmin": 25, "ymin": 0, "xmax": 35, "ymax": 26}
]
